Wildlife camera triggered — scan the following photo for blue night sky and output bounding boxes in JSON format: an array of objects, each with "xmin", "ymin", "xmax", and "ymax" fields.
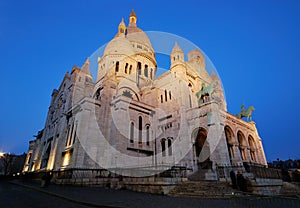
[{"xmin": 0, "ymin": 0, "xmax": 299, "ymax": 161}]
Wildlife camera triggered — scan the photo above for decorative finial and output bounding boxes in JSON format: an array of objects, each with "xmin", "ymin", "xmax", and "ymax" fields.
[{"xmin": 130, "ymin": 8, "xmax": 136, "ymax": 17}]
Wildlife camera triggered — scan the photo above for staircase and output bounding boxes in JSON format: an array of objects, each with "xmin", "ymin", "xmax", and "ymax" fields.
[
  {"xmin": 280, "ymin": 182, "xmax": 300, "ymax": 197},
  {"xmin": 168, "ymin": 180, "xmax": 239, "ymax": 198},
  {"xmin": 188, "ymin": 169, "xmax": 217, "ymax": 181}
]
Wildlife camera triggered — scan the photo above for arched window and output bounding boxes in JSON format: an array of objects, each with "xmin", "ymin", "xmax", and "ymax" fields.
[
  {"xmin": 95, "ymin": 89, "xmax": 100, "ymax": 100},
  {"xmin": 161, "ymin": 95, "xmax": 163, "ymax": 103},
  {"xmin": 70, "ymin": 122, "xmax": 77, "ymax": 145},
  {"xmin": 66, "ymin": 122, "xmax": 76, "ymax": 147},
  {"xmin": 94, "ymin": 87, "xmax": 103, "ymax": 100},
  {"xmin": 65, "ymin": 125, "xmax": 71, "ymax": 146},
  {"xmin": 161, "ymin": 139, "xmax": 166, "ymax": 157},
  {"xmin": 41, "ymin": 142, "xmax": 52, "ymax": 169},
  {"xmin": 129, "ymin": 65, "xmax": 132, "ymax": 74},
  {"xmin": 137, "ymin": 62, "xmax": 141, "ymax": 75},
  {"xmin": 68, "ymin": 124, "xmax": 73, "ymax": 146},
  {"xmin": 146, "ymin": 125, "xmax": 150, "ymax": 145},
  {"xmin": 138, "ymin": 116, "xmax": 142, "ymax": 144},
  {"xmin": 130, "ymin": 122, "xmax": 134, "ymax": 143},
  {"xmin": 66, "ymin": 123, "xmax": 74, "ymax": 147},
  {"xmin": 165, "ymin": 90, "xmax": 167, "ymax": 102},
  {"xmin": 168, "ymin": 138, "xmax": 172, "ymax": 156},
  {"xmin": 144, "ymin": 65, "xmax": 148, "ymax": 77},
  {"xmin": 169, "ymin": 91, "xmax": 171, "ymax": 100},
  {"xmin": 194, "ymin": 128, "xmax": 208, "ymax": 157},
  {"xmin": 115, "ymin": 61, "xmax": 119, "ymax": 72},
  {"xmin": 125, "ymin": 63, "xmax": 128, "ymax": 74}
]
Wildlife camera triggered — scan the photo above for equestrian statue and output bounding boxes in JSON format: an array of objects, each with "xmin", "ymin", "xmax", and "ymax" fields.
[
  {"xmin": 236, "ymin": 104, "xmax": 255, "ymax": 122},
  {"xmin": 196, "ymin": 81, "xmax": 217, "ymax": 106}
]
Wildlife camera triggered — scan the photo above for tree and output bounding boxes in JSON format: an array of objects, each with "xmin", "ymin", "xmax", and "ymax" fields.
[{"xmin": 0, "ymin": 153, "xmax": 15, "ymax": 175}]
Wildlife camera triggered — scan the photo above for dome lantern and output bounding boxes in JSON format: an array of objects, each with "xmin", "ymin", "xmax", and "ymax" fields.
[{"xmin": 129, "ymin": 8, "xmax": 137, "ymax": 26}]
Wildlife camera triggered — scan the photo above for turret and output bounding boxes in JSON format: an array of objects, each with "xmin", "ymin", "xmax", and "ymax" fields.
[
  {"xmin": 81, "ymin": 58, "xmax": 91, "ymax": 76},
  {"xmin": 170, "ymin": 42, "xmax": 184, "ymax": 68},
  {"xmin": 187, "ymin": 48, "xmax": 205, "ymax": 70},
  {"xmin": 117, "ymin": 18, "xmax": 126, "ymax": 37}
]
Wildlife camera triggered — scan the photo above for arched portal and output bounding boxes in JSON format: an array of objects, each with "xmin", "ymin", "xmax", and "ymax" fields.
[
  {"xmin": 193, "ymin": 128, "xmax": 211, "ymax": 169},
  {"xmin": 237, "ymin": 131, "xmax": 247, "ymax": 161},
  {"xmin": 225, "ymin": 126, "xmax": 235, "ymax": 162},
  {"xmin": 248, "ymin": 135, "xmax": 257, "ymax": 162}
]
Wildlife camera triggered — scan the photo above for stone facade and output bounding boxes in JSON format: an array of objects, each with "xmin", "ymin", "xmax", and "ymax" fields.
[{"xmin": 23, "ymin": 10, "xmax": 267, "ymax": 178}]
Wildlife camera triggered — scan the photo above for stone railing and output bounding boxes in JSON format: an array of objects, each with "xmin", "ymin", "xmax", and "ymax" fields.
[
  {"xmin": 216, "ymin": 163, "xmax": 245, "ymax": 179},
  {"xmin": 246, "ymin": 165, "xmax": 282, "ymax": 179},
  {"xmin": 51, "ymin": 165, "xmax": 191, "ymax": 180},
  {"xmin": 216, "ymin": 163, "xmax": 282, "ymax": 179}
]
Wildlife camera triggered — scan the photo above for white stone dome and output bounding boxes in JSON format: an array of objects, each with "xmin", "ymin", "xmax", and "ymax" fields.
[{"xmin": 103, "ymin": 36, "xmax": 134, "ymax": 56}]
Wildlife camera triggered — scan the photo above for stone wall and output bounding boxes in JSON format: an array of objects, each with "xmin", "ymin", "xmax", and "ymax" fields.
[{"xmin": 54, "ymin": 177, "xmax": 186, "ymax": 195}]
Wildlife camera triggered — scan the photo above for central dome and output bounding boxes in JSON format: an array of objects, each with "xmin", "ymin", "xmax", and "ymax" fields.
[
  {"xmin": 103, "ymin": 9, "xmax": 154, "ymax": 58},
  {"xmin": 126, "ymin": 25, "xmax": 152, "ymax": 49},
  {"xmin": 103, "ymin": 36, "xmax": 134, "ymax": 56}
]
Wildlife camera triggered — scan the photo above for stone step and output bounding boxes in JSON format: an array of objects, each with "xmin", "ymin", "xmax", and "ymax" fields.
[
  {"xmin": 168, "ymin": 180, "xmax": 237, "ymax": 198},
  {"xmin": 280, "ymin": 182, "xmax": 300, "ymax": 196},
  {"xmin": 188, "ymin": 169, "xmax": 218, "ymax": 181}
]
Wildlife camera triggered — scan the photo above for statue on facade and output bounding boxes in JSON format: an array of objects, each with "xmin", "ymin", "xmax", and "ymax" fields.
[
  {"xmin": 236, "ymin": 104, "xmax": 255, "ymax": 121},
  {"xmin": 196, "ymin": 81, "xmax": 217, "ymax": 106}
]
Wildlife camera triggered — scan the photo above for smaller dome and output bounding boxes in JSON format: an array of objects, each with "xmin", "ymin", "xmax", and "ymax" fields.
[{"xmin": 103, "ymin": 36, "xmax": 134, "ymax": 56}]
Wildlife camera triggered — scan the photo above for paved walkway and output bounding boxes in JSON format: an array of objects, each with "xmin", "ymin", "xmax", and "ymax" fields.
[
  {"xmin": 0, "ymin": 180, "xmax": 91, "ymax": 208},
  {"xmin": 7, "ymin": 180, "xmax": 300, "ymax": 208}
]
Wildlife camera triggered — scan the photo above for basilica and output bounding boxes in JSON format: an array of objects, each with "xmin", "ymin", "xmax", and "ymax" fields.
[{"xmin": 23, "ymin": 10, "xmax": 267, "ymax": 179}]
